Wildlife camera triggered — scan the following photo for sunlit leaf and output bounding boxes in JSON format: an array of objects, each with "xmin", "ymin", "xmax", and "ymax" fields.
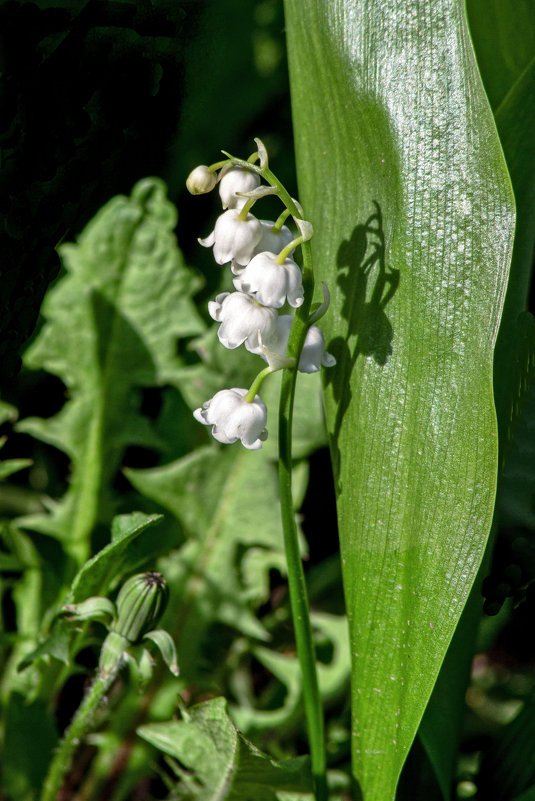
[
  {"xmin": 284, "ymin": 1, "xmax": 515, "ymax": 797},
  {"xmin": 466, "ymin": 0, "xmax": 535, "ymax": 516},
  {"xmin": 420, "ymin": 5, "xmax": 535, "ymax": 791}
]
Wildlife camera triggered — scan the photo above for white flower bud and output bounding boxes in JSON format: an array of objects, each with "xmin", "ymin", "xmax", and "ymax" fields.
[
  {"xmin": 260, "ymin": 316, "xmax": 336, "ymax": 373},
  {"xmin": 193, "ymin": 388, "xmax": 268, "ymax": 449},
  {"xmin": 208, "ymin": 291, "xmax": 278, "ymax": 351},
  {"xmin": 186, "ymin": 165, "xmax": 218, "ymax": 195},
  {"xmin": 233, "ymin": 251, "xmax": 304, "ymax": 309},
  {"xmin": 219, "ymin": 166, "xmax": 261, "ymax": 209},
  {"xmin": 199, "ymin": 209, "xmax": 263, "ymax": 266}
]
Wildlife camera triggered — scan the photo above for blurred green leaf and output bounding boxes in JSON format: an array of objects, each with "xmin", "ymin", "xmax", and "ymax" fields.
[
  {"xmin": 17, "ymin": 178, "xmax": 204, "ymax": 567},
  {"xmin": 513, "ymin": 787, "xmax": 535, "ymax": 801},
  {"xmin": 478, "ymin": 695, "xmax": 535, "ymax": 801},
  {"xmin": 0, "ymin": 412, "xmax": 32, "ymax": 480},
  {"xmin": 0, "ymin": 401, "xmax": 18, "ymax": 426},
  {"xmin": 233, "ymin": 613, "xmax": 350, "ymax": 735},
  {"xmin": 17, "ymin": 619, "xmax": 71, "ymax": 672},
  {"xmin": 0, "ymin": 458, "xmax": 32, "ymax": 482},
  {"xmin": 137, "ymin": 696, "xmax": 313, "ymax": 800},
  {"xmin": 284, "ymin": 1, "xmax": 515, "ymax": 798},
  {"xmin": 126, "ymin": 446, "xmax": 286, "ymax": 669},
  {"xmin": 2, "ymin": 693, "xmax": 58, "ymax": 801},
  {"xmin": 67, "ymin": 512, "xmax": 163, "ymax": 604}
]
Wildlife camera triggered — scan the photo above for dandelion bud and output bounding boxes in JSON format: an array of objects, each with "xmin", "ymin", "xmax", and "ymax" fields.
[
  {"xmin": 186, "ymin": 165, "xmax": 218, "ymax": 195},
  {"xmin": 112, "ymin": 572, "xmax": 169, "ymax": 644}
]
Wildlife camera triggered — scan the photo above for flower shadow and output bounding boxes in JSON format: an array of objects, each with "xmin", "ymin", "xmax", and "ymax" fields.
[{"xmin": 324, "ymin": 201, "xmax": 400, "ymax": 488}]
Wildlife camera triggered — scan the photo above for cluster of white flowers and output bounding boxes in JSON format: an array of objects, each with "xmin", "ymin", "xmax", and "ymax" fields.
[{"xmin": 187, "ymin": 153, "xmax": 335, "ymax": 450}]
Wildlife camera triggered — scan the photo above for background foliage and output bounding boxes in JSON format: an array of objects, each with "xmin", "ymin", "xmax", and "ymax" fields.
[{"xmin": 0, "ymin": 1, "xmax": 534, "ymax": 800}]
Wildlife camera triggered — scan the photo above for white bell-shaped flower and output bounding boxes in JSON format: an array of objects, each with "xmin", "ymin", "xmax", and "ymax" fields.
[
  {"xmin": 193, "ymin": 388, "xmax": 268, "ymax": 449},
  {"xmin": 208, "ymin": 291, "xmax": 278, "ymax": 351},
  {"xmin": 219, "ymin": 166, "xmax": 261, "ymax": 209},
  {"xmin": 199, "ymin": 209, "xmax": 263, "ymax": 266},
  {"xmin": 231, "ymin": 221, "xmax": 295, "ymax": 275},
  {"xmin": 260, "ymin": 316, "xmax": 336, "ymax": 373},
  {"xmin": 233, "ymin": 251, "xmax": 304, "ymax": 308}
]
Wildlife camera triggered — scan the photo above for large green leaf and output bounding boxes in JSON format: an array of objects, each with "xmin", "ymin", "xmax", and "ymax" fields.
[
  {"xmin": 466, "ymin": 0, "xmax": 535, "ymax": 514},
  {"xmin": 418, "ymin": 7, "xmax": 535, "ymax": 792},
  {"xmin": 17, "ymin": 178, "xmax": 204, "ymax": 566},
  {"xmin": 284, "ymin": 1, "xmax": 515, "ymax": 798}
]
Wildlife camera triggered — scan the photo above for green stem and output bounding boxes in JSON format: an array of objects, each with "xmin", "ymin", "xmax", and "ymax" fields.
[
  {"xmin": 245, "ymin": 366, "xmax": 274, "ymax": 402},
  {"xmin": 41, "ymin": 665, "xmax": 119, "ymax": 801},
  {"xmin": 237, "ymin": 197, "xmax": 257, "ymax": 220},
  {"xmin": 207, "ymin": 158, "xmax": 230, "ymax": 172},
  {"xmin": 276, "ymin": 235, "xmax": 303, "ymax": 264},
  {"xmin": 272, "ymin": 207, "xmax": 292, "ymax": 232},
  {"xmin": 278, "ymin": 238, "xmax": 327, "ymax": 801},
  {"xmin": 216, "ymin": 148, "xmax": 328, "ymax": 797}
]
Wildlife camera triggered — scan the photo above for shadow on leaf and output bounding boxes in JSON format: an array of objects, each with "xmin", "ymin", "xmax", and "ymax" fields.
[{"xmin": 325, "ymin": 201, "xmax": 400, "ymax": 488}]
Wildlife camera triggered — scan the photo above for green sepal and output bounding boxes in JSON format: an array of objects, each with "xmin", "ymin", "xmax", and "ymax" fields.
[
  {"xmin": 98, "ymin": 631, "xmax": 127, "ymax": 678},
  {"xmin": 62, "ymin": 597, "xmax": 116, "ymax": 625},
  {"xmin": 137, "ymin": 648, "xmax": 155, "ymax": 684},
  {"xmin": 144, "ymin": 629, "xmax": 179, "ymax": 676}
]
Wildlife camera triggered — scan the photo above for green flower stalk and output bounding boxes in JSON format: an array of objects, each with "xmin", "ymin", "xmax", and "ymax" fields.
[
  {"xmin": 41, "ymin": 571, "xmax": 177, "ymax": 801},
  {"xmin": 188, "ymin": 139, "xmax": 335, "ymax": 801}
]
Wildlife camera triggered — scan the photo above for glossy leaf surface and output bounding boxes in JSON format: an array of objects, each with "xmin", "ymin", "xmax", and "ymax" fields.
[{"xmin": 284, "ymin": 1, "xmax": 515, "ymax": 797}]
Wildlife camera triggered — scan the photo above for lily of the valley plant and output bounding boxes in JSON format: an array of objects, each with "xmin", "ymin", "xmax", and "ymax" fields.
[{"xmin": 187, "ymin": 140, "xmax": 335, "ymax": 801}]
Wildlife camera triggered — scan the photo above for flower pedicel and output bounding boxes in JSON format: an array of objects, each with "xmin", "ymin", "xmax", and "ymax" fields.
[{"xmin": 187, "ymin": 140, "xmax": 336, "ymax": 449}]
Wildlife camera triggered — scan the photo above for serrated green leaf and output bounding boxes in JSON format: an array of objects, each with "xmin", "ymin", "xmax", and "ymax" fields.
[
  {"xmin": 17, "ymin": 618, "xmax": 71, "ymax": 671},
  {"xmin": 233, "ymin": 613, "xmax": 350, "ymax": 735},
  {"xmin": 67, "ymin": 512, "xmax": 163, "ymax": 604},
  {"xmin": 137, "ymin": 696, "xmax": 313, "ymax": 800},
  {"xmin": 17, "ymin": 179, "xmax": 204, "ymax": 566},
  {"xmin": 126, "ymin": 447, "xmax": 285, "ymax": 662},
  {"xmin": 0, "ymin": 458, "xmax": 32, "ymax": 481},
  {"xmin": 284, "ymin": 2, "xmax": 515, "ymax": 798}
]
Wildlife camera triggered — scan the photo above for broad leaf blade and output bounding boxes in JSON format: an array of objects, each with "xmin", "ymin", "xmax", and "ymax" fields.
[
  {"xmin": 466, "ymin": 0, "xmax": 535, "ymax": 517},
  {"xmin": 284, "ymin": 1, "xmax": 515, "ymax": 798}
]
